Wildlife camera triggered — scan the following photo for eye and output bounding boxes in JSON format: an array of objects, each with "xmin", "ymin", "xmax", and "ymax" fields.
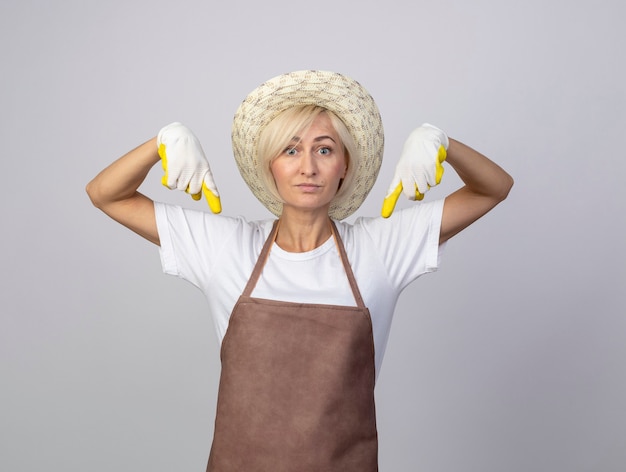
[
  {"xmin": 318, "ymin": 147, "xmax": 331, "ymax": 156},
  {"xmin": 284, "ymin": 147, "xmax": 298, "ymax": 156}
]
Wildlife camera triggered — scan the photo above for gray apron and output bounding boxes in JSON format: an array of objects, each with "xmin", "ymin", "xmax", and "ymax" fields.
[{"xmin": 207, "ymin": 220, "xmax": 378, "ymax": 471}]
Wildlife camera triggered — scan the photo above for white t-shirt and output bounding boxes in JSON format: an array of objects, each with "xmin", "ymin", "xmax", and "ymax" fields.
[{"xmin": 155, "ymin": 200, "xmax": 445, "ymax": 378}]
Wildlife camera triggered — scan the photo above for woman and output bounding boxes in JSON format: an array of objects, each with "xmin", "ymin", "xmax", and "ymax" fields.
[{"xmin": 87, "ymin": 70, "xmax": 513, "ymax": 471}]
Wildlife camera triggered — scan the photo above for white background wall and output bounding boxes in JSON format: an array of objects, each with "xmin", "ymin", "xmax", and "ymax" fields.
[{"xmin": 1, "ymin": 0, "xmax": 624, "ymax": 470}]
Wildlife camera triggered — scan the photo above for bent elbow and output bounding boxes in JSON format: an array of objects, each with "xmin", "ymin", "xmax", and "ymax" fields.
[
  {"xmin": 85, "ymin": 179, "xmax": 104, "ymax": 209},
  {"xmin": 498, "ymin": 174, "xmax": 514, "ymax": 202}
]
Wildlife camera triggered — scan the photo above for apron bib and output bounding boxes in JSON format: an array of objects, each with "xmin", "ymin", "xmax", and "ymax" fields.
[{"xmin": 207, "ymin": 220, "xmax": 378, "ymax": 471}]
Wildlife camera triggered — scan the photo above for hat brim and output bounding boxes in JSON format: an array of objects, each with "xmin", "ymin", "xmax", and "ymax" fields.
[{"xmin": 232, "ymin": 70, "xmax": 384, "ymax": 220}]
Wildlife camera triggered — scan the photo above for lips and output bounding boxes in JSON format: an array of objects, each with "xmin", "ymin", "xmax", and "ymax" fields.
[{"xmin": 296, "ymin": 183, "xmax": 322, "ymax": 191}]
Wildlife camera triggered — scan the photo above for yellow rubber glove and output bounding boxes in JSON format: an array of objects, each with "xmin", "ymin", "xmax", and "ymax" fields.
[
  {"xmin": 381, "ymin": 123, "xmax": 448, "ymax": 218},
  {"xmin": 157, "ymin": 122, "xmax": 221, "ymax": 213}
]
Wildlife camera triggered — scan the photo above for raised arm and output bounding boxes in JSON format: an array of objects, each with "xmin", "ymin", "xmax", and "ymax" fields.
[
  {"xmin": 86, "ymin": 137, "xmax": 161, "ymax": 245},
  {"xmin": 86, "ymin": 123, "xmax": 222, "ymax": 246},
  {"xmin": 381, "ymin": 123, "xmax": 513, "ymax": 243},
  {"xmin": 439, "ymin": 138, "xmax": 513, "ymax": 244}
]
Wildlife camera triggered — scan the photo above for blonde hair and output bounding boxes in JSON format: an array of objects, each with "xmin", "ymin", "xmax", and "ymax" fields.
[{"xmin": 256, "ymin": 105, "xmax": 359, "ymax": 205}]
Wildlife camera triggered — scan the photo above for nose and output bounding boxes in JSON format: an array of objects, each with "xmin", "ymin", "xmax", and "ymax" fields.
[{"xmin": 299, "ymin": 151, "xmax": 317, "ymax": 176}]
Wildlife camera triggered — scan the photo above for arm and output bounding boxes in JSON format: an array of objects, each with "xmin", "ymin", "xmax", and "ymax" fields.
[
  {"xmin": 86, "ymin": 123, "xmax": 222, "ymax": 246},
  {"xmin": 439, "ymin": 138, "xmax": 514, "ymax": 244},
  {"xmin": 86, "ymin": 138, "xmax": 161, "ymax": 245}
]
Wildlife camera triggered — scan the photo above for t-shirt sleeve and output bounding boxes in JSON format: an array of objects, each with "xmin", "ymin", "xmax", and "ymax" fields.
[
  {"xmin": 154, "ymin": 201, "xmax": 240, "ymax": 289},
  {"xmin": 154, "ymin": 202, "xmax": 179, "ymax": 276},
  {"xmin": 353, "ymin": 198, "xmax": 446, "ymax": 291}
]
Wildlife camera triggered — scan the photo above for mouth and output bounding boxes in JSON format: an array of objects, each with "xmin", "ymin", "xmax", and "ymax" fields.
[{"xmin": 296, "ymin": 183, "xmax": 322, "ymax": 191}]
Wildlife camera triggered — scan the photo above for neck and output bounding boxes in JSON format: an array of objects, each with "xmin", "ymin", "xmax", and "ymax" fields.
[{"xmin": 275, "ymin": 207, "xmax": 333, "ymax": 253}]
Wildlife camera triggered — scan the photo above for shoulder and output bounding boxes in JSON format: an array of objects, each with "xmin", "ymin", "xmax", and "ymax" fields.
[
  {"xmin": 336, "ymin": 199, "xmax": 445, "ymax": 239},
  {"xmin": 154, "ymin": 201, "xmax": 276, "ymax": 245}
]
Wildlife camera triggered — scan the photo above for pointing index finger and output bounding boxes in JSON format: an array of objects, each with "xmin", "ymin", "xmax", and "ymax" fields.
[{"xmin": 381, "ymin": 182, "xmax": 403, "ymax": 218}]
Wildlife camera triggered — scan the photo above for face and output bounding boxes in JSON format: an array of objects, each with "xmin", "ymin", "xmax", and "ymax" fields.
[{"xmin": 270, "ymin": 113, "xmax": 347, "ymax": 216}]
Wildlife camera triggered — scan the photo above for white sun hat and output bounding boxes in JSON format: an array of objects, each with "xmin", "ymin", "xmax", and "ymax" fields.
[{"xmin": 231, "ymin": 70, "xmax": 384, "ymax": 220}]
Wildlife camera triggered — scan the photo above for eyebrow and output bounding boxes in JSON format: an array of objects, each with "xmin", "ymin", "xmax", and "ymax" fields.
[{"xmin": 289, "ymin": 135, "xmax": 337, "ymax": 144}]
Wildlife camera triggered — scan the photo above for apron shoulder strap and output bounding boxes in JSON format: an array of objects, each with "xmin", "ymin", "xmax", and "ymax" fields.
[
  {"xmin": 242, "ymin": 219, "xmax": 367, "ymax": 309},
  {"xmin": 330, "ymin": 220, "xmax": 367, "ymax": 309},
  {"xmin": 241, "ymin": 219, "xmax": 279, "ymax": 297}
]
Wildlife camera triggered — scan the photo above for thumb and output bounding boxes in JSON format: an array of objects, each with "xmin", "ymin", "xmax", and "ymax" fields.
[
  {"xmin": 435, "ymin": 145, "xmax": 446, "ymax": 184},
  {"xmin": 158, "ymin": 143, "xmax": 172, "ymax": 188}
]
